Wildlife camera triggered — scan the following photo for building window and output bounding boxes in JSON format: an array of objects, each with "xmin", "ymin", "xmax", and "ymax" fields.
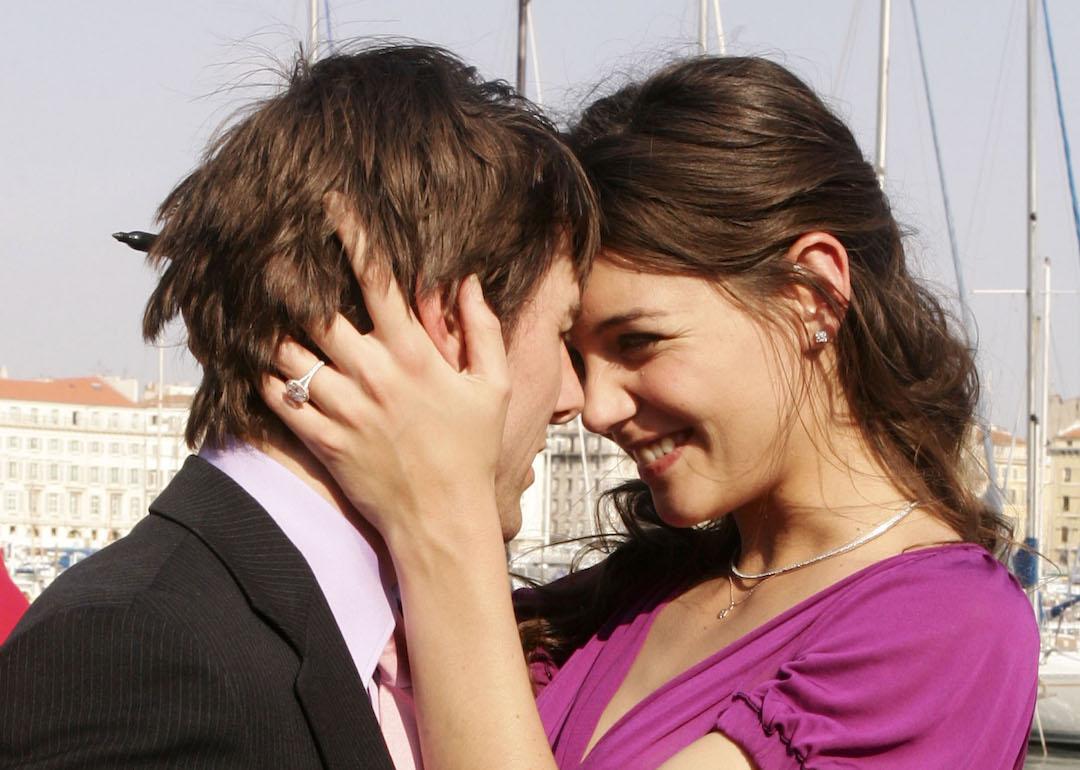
[
  {"xmin": 68, "ymin": 439, "xmax": 81, "ymax": 453},
  {"xmin": 30, "ymin": 408, "xmax": 39, "ymax": 424},
  {"xmin": 89, "ymin": 441, "xmax": 102, "ymax": 454},
  {"xmin": 89, "ymin": 467, "xmax": 100, "ymax": 484},
  {"xmin": 48, "ymin": 463, "xmax": 59, "ymax": 482},
  {"xmin": 29, "ymin": 438, "xmax": 41, "ymax": 451},
  {"xmin": 28, "ymin": 463, "xmax": 39, "ymax": 481},
  {"xmin": 1066, "ymin": 497, "xmax": 1072, "ymax": 513},
  {"xmin": 110, "ymin": 494, "xmax": 122, "ymax": 518},
  {"xmin": 129, "ymin": 468, "xmax": 140, "ymax": 484},
  {"xmin": 1063, "ymin": 526, "xmax": 1070, "ymax": 543},
  {"xmin": 109, "ymin": 468, "xmax": 121, "ymax": 485},
  {"xmin": 1068, "ymin": 468, "xmax": 1074, "ymax": 483},
  {"xmin": 90, "ymin": 496, "xmax": 101, "ymax": 517},
  {"xmin": 129, "ymin": 497, "xmax": 142, "ymax": 520},
  {"xmin": 7, "ymin": 461, "xmax": 16, "ymax": 478},
  {"xmin": 108, "ymin": 413, "xmax": 120, "ymax": 429},
  {"xmin": 129, "ymin": 443, "xmax": 141, "ymax": 456},
  {"xmin": 6, "ymin": 436, "xmax": 18, "ymax": 450},
  {"xmin": 69, "ymin": 465, "xmax": 79, "ymax": 482},
  {"xmin": 29, "ymin": 490, "xmax": 40, "ymax": 514},
  {"xmin": 48, "ymin": 438, "xmax": 60, "ymax": 452},
  {"xmin": 49, "ymin": 409, "xmax": 59, "ymax": 425},
  {"xmin": 69, "ymin": 493, "xmax": 80, "ymax": 517},
  {"xmin": 109, "ymin": 442, "xmax": 121, "ymax": 456},
  {"xmin": 148, "ymin": 470, "xmax": 158, "ymax": 487},
  {"xmin": 4, "ymin": 493, "xmax": 16, "ymax": 513},
  {"xmin": 47, "ymin": 493, "xmax": 59, "ymax": 515}
]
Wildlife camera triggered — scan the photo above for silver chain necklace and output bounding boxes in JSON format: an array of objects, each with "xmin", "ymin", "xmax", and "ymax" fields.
[
  {"xmin": 717, "ymin": 575, "xmax": 761, "ymax": 621},
  {"xmin": 730, "ymin": 501, "xmax": 919, "ymax": 581}
]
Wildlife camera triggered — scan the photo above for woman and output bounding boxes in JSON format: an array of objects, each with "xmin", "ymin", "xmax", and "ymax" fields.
[{"xmin": 265, "ymin": 57, "xmax": 1038, "ymax": 768}]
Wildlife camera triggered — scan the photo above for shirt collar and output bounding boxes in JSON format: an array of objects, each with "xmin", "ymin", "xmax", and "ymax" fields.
[{"xmin": 199, "ymin": 441, "xmax": 395, "ymax": 693}]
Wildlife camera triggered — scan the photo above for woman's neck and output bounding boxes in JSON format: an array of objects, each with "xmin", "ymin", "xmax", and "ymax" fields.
[{"xmin": 730, "ymin": 412, "xmax": 922, "ymax": 575}]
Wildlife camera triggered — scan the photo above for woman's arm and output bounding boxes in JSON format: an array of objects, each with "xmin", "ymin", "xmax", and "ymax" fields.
[{"xmin": 262, "ymin": 194, "xmax": 557, "ymax": 770}]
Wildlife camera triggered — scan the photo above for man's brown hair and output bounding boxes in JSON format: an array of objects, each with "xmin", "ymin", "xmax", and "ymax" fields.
[{"xmin": 143, "ymin": 43, "xmax": 598, "ymax": 450}]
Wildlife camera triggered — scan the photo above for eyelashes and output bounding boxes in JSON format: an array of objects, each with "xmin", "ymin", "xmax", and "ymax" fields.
[{"xmin": 616, "ymin": 333, "xmax": 662, "ymax": 354}]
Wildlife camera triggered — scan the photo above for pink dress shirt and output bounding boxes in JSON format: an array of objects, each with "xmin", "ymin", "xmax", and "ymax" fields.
[{"xmin": 201, "ymin": 443, "xmax": 422, "ymax": 769}]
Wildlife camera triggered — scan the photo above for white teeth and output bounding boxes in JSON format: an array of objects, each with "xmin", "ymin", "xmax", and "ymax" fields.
[{"xmin": 636, "ymin": 435, "xmax": 683, "ymax": 465}]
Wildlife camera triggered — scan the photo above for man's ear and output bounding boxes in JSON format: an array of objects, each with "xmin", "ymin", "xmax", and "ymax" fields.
[{"xmin": 416, "ymin": 289, "xmax": 466, "ymax": 371}]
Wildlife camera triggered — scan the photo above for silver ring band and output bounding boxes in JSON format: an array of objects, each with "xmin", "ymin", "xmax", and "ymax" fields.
[{"xmin": 285, "ymin": 360, "xmax": 326, "ymax": 405}]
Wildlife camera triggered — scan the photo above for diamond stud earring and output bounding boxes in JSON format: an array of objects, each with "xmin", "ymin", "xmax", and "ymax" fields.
[{"xmin": 813, "ymin": 329, "xmax": 829, "ymax": 345}]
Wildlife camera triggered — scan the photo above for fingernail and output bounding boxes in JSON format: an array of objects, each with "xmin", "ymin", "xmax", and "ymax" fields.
[{"xmin": 323, "ymin": 191, "xmax": 344, "ymax": 216}]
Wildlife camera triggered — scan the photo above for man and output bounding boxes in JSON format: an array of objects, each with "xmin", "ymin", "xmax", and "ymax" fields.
[{"xmin": 0, "ymin": 44, "xmax": 596, "ymax": 768}]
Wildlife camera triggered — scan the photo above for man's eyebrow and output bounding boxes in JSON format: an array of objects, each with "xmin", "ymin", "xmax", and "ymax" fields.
[{"xmin": 594, "ymin": 309, "xmax": 666, "ymax": 333}]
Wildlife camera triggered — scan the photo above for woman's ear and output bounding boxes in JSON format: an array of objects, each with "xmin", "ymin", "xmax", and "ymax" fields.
[
  {"xmin": 786, "ymin": 231, "xmax": 851, "ymax": 347},
  {"xmin": 416, "ymin": 288, "xmax": 467, "ymax": 371}
]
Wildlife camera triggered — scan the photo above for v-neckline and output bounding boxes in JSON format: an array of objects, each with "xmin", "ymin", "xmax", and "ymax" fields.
[{"xmin": 574, "ymin": 542, "xmax": 976, "ymax": 767}]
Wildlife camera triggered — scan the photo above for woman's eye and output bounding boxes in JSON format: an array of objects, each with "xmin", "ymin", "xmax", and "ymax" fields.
[{"xmin": 616, "ymin": 334, "xmax": 660, "ymax": 353}]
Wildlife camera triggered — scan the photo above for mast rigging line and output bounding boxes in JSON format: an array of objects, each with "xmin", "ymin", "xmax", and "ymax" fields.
[
  {"xmin": 908, "ymin": 0, "xmax": 1001, "ymax": 509},
  {"xmin": 322, "ymin": 0, "xmax": 334, "ymax": 52},
  {"xmin": 1042, "ymin": 0, "xmax": 1080, "ymax": 273}
]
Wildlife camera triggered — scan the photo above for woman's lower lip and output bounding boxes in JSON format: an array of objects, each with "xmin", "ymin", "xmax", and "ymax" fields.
[{"xmin": 638, "ymin": 444, "xmax": 684, "ymax": 480}]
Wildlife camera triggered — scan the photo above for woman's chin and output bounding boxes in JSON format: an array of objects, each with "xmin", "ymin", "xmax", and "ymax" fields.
[{"xmin": 652, "ymin": 497, "xmax": 711, "ymax": 529}]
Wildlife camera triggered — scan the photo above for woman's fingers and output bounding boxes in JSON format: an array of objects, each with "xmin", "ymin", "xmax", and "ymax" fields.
[
  {"xmin": 272, "ymin": 336, "xmax": 369, "ymax": 422},
  {"xmin": 260, "ymin": 374, "xmax": 341, "ymax": 452},
  {"xmin": 323, "ymin": 191, "xmax": 416, "ymax": 343},
  {"xmin": 458, "ymin": 275, "xmax": 508, "ymax": 385},
  {"xmin": 304, "ymin": 315, "xmax": 390, "ymax": 388},
  {"xmin": 323, "ymin": 190, "xmax": 367, "ymax": 275}
]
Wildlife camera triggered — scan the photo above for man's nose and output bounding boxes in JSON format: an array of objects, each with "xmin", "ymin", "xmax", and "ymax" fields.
[{"xmin": 549, "ymin": 344, "xmax": 584, "ymax": 425}]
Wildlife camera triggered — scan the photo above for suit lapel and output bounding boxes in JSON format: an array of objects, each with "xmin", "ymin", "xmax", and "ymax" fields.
[{"xmin": 151, "ymin": 456, "xmax": 395, "ymax": 770}]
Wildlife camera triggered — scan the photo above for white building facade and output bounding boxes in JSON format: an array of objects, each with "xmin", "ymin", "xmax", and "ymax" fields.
[{"xmin": 0, "ymin": 377, "xmax": 192, "ymax": 598}]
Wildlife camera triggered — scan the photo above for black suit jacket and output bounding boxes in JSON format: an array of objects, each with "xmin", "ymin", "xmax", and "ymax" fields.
[{"xmin": 0, "ymin": 456, "xmax": 395, "ymax": 770}]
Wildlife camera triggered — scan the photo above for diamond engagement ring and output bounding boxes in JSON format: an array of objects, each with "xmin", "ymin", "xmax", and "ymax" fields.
[{"xmin": 285, "ymin": 361, "xmax": 326, "ymax": 405}]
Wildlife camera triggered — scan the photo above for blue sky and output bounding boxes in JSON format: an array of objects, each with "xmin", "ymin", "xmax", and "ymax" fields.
[{"xmin": 2, "ymin": 0, "xmax": 1078, "ymax": 431}]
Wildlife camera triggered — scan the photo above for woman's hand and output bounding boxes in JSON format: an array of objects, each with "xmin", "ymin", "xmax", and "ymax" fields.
[
  {"xmin": 260, "ymin": 192, "xmax": 510, "ymax": 556},
  {"xmin": 263, "ymin": 194, "xmax": 558, "ymax": 770}
]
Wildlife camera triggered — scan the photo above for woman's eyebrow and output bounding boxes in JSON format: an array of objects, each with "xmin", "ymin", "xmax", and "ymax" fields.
[{"xmin": 594, "ymin": 309, "xmax": 667, "ymax": 333}]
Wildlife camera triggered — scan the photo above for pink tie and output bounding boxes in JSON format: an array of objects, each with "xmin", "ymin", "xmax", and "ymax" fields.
[{"xmin": 376, "ymin": 611, "xmax": 423, "ymax": 769}]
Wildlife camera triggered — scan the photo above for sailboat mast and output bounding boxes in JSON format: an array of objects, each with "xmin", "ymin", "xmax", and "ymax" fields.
[
  {"xmin": 309, "ymin": 0, "xmax": 320, "ymax": 63},
  {"xmin": 517, "ymin": 0, "xmax": 528, "ymax": 93},
  {"xmin": 699, "ymin": 0, "xmax": 708, "ymax": 54},
  {"xmin": 1026, "ymin": 0, "xmax": 1043, "ymax": 574},
  {"xmin": 874, "ymin": 0, "xmax": 891, "ymax": 186}
]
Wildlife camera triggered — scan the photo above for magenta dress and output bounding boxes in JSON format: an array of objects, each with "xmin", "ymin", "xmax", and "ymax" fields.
[{"xmin": 531, "ymin": 544, "xmax": 1038, "ymax": 769}]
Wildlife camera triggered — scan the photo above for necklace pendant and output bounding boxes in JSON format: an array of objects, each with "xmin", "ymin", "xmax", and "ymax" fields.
[{"xmin": 716, "ymin": 607, "xmax": 731, "ymax": 621}]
